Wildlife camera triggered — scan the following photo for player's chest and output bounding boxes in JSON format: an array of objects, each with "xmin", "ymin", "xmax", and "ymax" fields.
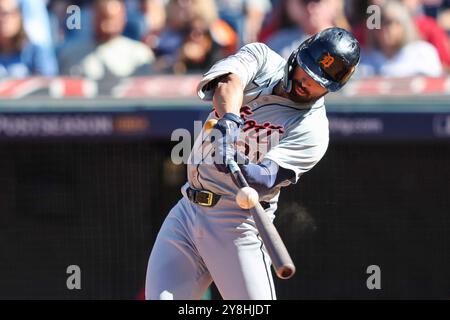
[
  {"xmin": 234, "ymin": 99, "xmax": 302, "ymax": 162},
  {"xmin": 237, "ymin": 97, "xmax": 303, "ymax": 138}
]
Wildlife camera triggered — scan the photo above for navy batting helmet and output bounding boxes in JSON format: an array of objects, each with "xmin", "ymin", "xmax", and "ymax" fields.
[{"xmin": 283, "ymin": 27, "xmax": 361, "ymax": 93}]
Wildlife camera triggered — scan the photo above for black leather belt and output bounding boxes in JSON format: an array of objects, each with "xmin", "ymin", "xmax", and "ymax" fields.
[
  {"xmin": 186, "ymin": 187, "xmax": 221, "ymax": 207},
  {"xmin": 186, "ymin": 186, "xmax": 271, "ymax": 210},
  {"xmin": 260, "ymin": 201, "xmax": 270, "ymax": 210}
]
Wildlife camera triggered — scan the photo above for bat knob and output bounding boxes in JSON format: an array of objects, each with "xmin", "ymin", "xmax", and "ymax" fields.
[
  {"xmin": 276, "ymin": 264, "xmax": 296, "ymax": 280},
  {"xmin": 204, "ymin": 119, "xmax": 218, "ymax": 134}
]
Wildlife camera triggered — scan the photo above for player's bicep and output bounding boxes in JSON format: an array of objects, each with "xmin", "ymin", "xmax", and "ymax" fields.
[{"xmin": 264, "ymin": 121, "xmax": 329, "ymax": 184}]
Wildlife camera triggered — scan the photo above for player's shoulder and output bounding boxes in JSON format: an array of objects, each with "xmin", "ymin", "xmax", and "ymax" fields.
[
  {"xmin": 285, "ymin": 102, "xmax": 329, "ymax": 135},
  {"xmin": 241, "ymin": 42, "xmax": 270, "ymax": 53},
  {"xmin": 239, "ymin": 42, "xmax": 282, "ymax": 61},
  {"xmin": 253, "ymin": 96, "xmax": 328, "ymax": 132}
]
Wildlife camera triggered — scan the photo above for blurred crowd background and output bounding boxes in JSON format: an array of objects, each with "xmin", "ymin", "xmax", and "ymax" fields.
[{"xmin": 1, "ymin": 0, "xmax": 450, "ymax": 80}]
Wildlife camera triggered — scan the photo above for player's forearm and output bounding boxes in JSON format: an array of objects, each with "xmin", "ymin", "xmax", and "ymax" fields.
[
  {"xmin": 212, "ymin": 73, "xmax": 244, "ymax": 117},
  {"xmin": 241, "ymin": 159, "xmax": 295, "ymax": 195}
]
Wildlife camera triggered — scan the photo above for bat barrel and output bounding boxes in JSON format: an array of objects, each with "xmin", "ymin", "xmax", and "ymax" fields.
[{"xmin": 252, "ymin": 205, "xmax": 296, "ymax": 280}]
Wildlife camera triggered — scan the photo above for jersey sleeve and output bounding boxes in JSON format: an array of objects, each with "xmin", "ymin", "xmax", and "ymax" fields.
[
  {"xmin": 263, "ymin": 109, "xmax": 329, "ymax": 185},
  {"xmin": 197, "ymin": 42, "xmax": 284, "ymax": 100}
]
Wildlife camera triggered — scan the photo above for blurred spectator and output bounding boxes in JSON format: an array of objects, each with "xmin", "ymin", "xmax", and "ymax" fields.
[
  {"xmin": 123, "ymin": 0, "xmax": 167, "ymax": 41},
  {"xmin": 333, "ymin": 0, "xmax": 352, "ymax": 30},
  {"xmin": 215, "ymin": 0, "xmax": 272, "ymax": 44},
  {"xmin": 141, "ymin": 0, "xmax": 167, "ymax": 33},
  {"xmin": 58, "ymin": 0, "xmax": 154, "ymax": 80},
  {"xmin": 0, "ymin": 0, "xmax": 58, "ymax": 77},
  {"xmin": 422, "ymin": 0, "xmax": 450, "ymax": 17},
  {"xmin": 171, "ymin": 16, "xmax": 231, "ymax": 74},
  {"xmin": 49, "ymin": 0, "xmax": 155, "ymax": 49},
  {"xmin": 258, "ymin": 0, "xmax": 295, "ymax": 43},
  {"xmin": 265, "ymin": 0, "xmax": 341, "ymax": 58},
  {"xmin": 346, "ymin": 0, "xmax": 372, "ymax": 47},
  {"xmin": 352, "ymin": 0, "xmax": 450, "ymax": 70},
  {"xmin": 400, "ymin": 0, "xmax": 450, "ymax": 70},
  {"xmin": 358, "ymin": 0, "xmax": 442, "ymax": 77},
  {"xmin": 345, "ymin": 0, "xmax": 367, "ymax": 27},
  {"xmin": 19, "ymin": 0, "xmax": 54, "ymax": 49},
  {"xmin": 422, "ymin": 0, "xmax": 450, "ymax": 37},
  {"xmin": 438, "ymin": 6, "xmax": 450, "ymax": 32},
  {"xmin": 48, "ymin": 0, "xmax": 92, "ymax": 49},
  {"xmin": 144, "ymin": 0, "xmax": 236, "ymax": 74}
]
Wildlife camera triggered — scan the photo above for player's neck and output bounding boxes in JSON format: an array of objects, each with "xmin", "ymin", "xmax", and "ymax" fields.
[{"xmin": 273, "ymin": 81, "xmax": 289, "ymax": 99}]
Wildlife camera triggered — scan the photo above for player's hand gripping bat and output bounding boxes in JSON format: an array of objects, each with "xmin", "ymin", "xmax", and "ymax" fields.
[{"xmin": 205, "ymin": 119, "xmax": 296, "ymax": 279}]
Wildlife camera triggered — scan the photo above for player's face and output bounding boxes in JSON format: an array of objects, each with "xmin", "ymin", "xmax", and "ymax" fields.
[{"xmin": 288, "ymin": 66, "xmax": 328, "ymax": 103}]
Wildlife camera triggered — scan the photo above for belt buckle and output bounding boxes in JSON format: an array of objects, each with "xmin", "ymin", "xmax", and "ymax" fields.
[{"xmin": 196, "ymin": 190, "xmax": 214, "ymax": 207}]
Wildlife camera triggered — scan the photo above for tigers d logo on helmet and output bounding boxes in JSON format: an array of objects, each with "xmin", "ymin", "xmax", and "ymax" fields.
[{"xmin": 319, "ymin": 52, "xmax": 335, "ymax": 69}]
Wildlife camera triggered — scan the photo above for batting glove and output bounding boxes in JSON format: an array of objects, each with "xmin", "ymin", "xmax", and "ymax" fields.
[{"xmin": 211, "ymin": 113, "xmax": 244, "ymax": 172}]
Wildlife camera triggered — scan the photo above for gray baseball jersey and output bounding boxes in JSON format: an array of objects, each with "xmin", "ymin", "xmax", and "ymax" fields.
[
  {"xmin": 146, "ymin": 43, "xmax": 330, "ymax": 300},
  {"xmin": 188, "ymin": 42, "xmax": 329, "ymax": 202}
]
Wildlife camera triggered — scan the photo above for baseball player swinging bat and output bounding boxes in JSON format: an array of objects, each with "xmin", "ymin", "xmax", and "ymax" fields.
[{"xmin": 145, "ymin": 27, "xmax": 360, "ymax": 300}]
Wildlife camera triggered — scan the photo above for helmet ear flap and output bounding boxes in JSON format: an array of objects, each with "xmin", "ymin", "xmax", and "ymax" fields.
[{"xmin": 283, "ymin": 48, "xmax": 298, "ymax": 93}]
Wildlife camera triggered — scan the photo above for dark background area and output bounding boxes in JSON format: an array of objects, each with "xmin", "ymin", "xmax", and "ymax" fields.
[{"xmin": 0, "ymin": 139, "xmax": 448, "ymax": 299}]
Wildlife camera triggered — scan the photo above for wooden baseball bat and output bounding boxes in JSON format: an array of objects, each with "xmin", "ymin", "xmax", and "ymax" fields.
[{"xmin": 227, "ymin": 160, "xmax": 296, "ymax": 280}]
